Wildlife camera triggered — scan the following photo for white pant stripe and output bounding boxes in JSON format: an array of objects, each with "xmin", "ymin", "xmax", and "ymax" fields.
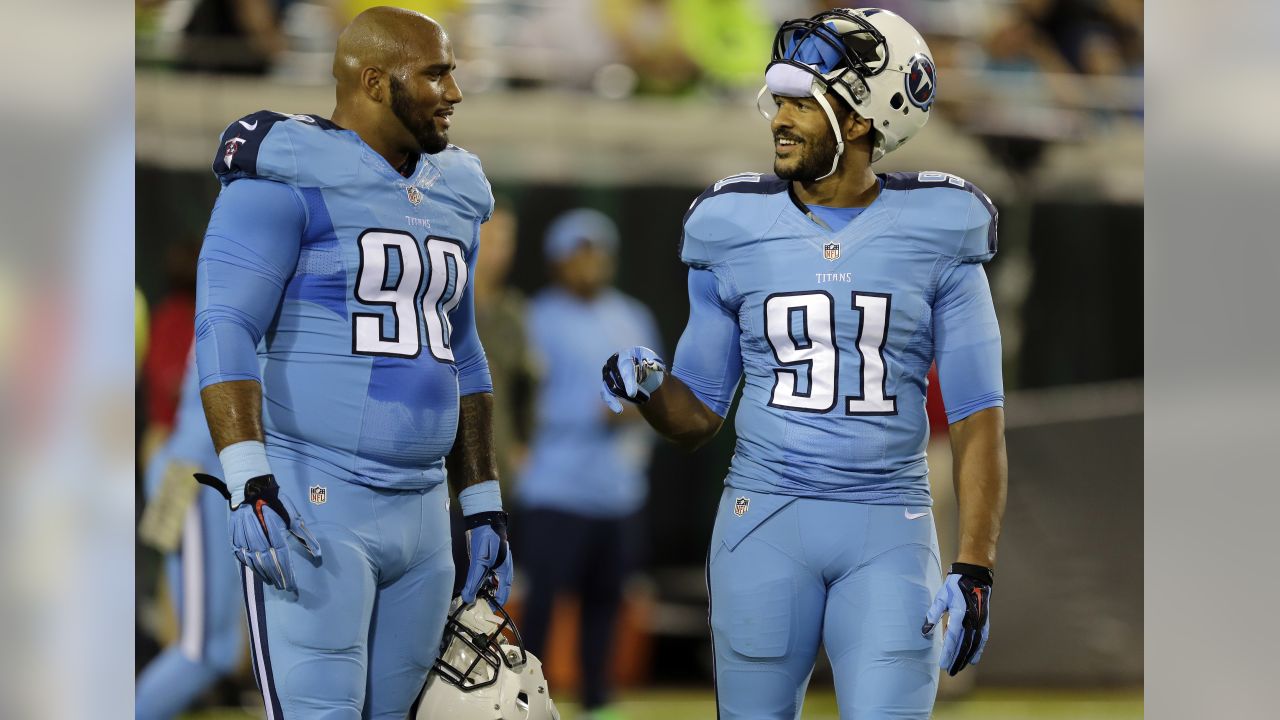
[
  {"xmin": 244, "ymin": 566, "xmax": 277, "ymax": 720},
  {"xmin": 179, "ymin": 502, "xmax": 204, "ymax": 662}
]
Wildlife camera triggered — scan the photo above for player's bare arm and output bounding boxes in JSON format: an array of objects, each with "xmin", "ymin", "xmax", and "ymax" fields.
[
  {"xmin": 449, "ymin": 390, "xmax": 515, "ymax": 604},
  {"xmin": 949, "ymin": 405, "xmax": 1008, "ymax": 569},
  {"xmin": 446, "ymin": 391, "xmax": 500, "ymax": 492},
  {"xmin": 200, "ymin": 379, "xmax": 265, "ymax": 452},
  {"xmin": 638, "ymin": 376, "xmax": 724, "ymax": 452}
]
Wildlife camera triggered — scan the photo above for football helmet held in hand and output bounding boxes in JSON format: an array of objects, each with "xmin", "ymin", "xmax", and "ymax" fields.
[{"xmin": 416, "ymin": 590, "xmax": 559, "ymax": 719}]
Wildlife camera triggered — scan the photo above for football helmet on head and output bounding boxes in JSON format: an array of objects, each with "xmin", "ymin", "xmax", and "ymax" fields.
[
  {"xmin": 760, "ymin": 8, "xmax": 936, "ymax": 174},
  {"xmin": 416, "ymin": 589, "xmax": 559, "ymax": 720}
]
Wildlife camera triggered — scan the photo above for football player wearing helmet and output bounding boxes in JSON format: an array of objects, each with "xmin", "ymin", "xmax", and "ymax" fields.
[
  {"xmin": 601, "ymin": 8, "xmax": 1006, "ymax": 719},
  {"xmin": 415, "ymin": 588, "xmax": 560, "ymax": 720}
]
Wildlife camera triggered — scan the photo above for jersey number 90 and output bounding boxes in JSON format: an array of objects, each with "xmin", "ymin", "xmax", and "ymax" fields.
[
  {"xmin": 352, "ymin": 229, "xmax": 467, "ymax": 361},
  {"xmin": 764, "ymin": 291, "xmax": 897, "ymax": 415}
]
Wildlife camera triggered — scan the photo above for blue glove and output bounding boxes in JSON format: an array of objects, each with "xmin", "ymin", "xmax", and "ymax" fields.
[
  {"xmin": 601, "ymin": 346, "xmax": 667, "ymax": 413},
  {"xmin": 195, "ymin": 473, "xmax": 321, "ymax": 593},
  {"xmin": 458, "ymin": 480, "xmax": 513, "ymax": 605},
  {"xmin": 461, "ymin": 511, "xmax": 513, "ymax": 605},
  {"xmin": 922, "ymin": 563, "xmax": 993, "ymax": 676}
]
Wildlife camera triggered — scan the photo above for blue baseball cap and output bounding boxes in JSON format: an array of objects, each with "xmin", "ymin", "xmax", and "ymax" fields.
[{"xmin": 543, "ymin": 208, "xmax": 619, "ymax": 261}]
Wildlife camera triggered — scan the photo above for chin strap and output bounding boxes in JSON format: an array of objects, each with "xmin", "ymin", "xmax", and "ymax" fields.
[
  {"xmin": 810, "ymin": 89, "xmax": 845, "ymax": 181},
  {"xmin": 757, "ymin": 70, "xmax": 846, "ymax": 181}
]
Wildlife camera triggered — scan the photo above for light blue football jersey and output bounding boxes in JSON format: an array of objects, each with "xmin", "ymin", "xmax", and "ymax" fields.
[
  {"xmin": 518, "ymin": 287, "xmax": 662, "ymax": 517},
  {"xmin": 196, "ymin": 110, "xmax": 494, "ymax": 490},
  {"xmin": 673, "ymin": 171, "xmax": 1003, "ymax": 506}
]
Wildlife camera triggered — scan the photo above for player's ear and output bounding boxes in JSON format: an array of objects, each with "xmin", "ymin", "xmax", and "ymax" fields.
[
  {"xmin": 844, "ymin": 112, "xmax": 872, "ymax": 143},
  {"xmin": 361, "ymin": 66, "xmax": 386, "ymax": 103}
]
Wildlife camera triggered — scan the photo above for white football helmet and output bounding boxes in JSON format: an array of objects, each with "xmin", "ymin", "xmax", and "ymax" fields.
[
  {"xmin": 416, "ymin": 593, "xmax": 560, "ymax": 720},
  {"xmin": 759, "ymin": 8, "xmax": 937, "ymax": 174}
]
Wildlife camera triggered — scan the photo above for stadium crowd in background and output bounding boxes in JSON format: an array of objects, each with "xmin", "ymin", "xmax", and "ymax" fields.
[{"xmin": 136, "ymin": 1, "xmax": 1142, "ymax": 103}]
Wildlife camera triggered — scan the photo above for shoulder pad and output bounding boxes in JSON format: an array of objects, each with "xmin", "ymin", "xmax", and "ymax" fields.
[
  {"xmin": 212, "ymin": 111, "xmax": 339, "ymax": 186},
  {"xmin": 679, "ymin": 173, "xmax": 788, "ymax": 267},
  {"xmin": 431, "ymin": 145, "xmax": 495, "ymax": 222},
  {"xmin": 882, "ymin": 171, "xmax": 998, "ymax": 263}
]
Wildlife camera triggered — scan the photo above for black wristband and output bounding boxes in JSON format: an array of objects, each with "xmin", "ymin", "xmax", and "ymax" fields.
[
  {"xmin": 463, "ymin": 510, "xmax": 509, "ymax": 532},
  {"xmin": 950, "ymin": 562, "xmax": 994, "ymax": 586}
]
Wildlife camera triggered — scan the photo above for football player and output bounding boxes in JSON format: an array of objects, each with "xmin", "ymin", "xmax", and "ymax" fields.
[
  {"xmin": 601, "ymin": 9, "xmax": 1006, "ymax": 719},
  {"xmin": 194, "ymin": 8, "xmax": 511, "ymax": 718},
  {"xmin": 136, "ymin": 352, "xmax": 244, "ymax": 720}
]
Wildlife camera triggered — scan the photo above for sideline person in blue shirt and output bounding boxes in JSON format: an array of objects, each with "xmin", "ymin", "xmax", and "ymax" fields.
[{"xmin": 517, "ymin": 208, "xmax": 661, "ymax": 718}]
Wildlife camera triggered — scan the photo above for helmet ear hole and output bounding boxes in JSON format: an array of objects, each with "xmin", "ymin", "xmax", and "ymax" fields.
[{"xmin": 889, "ymin": 92, "xmax": 904, "ymax": 110}]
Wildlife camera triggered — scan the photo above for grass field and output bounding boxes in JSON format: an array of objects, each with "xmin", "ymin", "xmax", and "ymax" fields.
[{"xmin": 183, "ymin": 687, "xmax": 1143, "ymax": 719}]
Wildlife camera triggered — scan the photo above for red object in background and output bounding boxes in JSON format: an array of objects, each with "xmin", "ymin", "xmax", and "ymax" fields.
[
  {"xmin": 926, "ymin": 364, "xmax": 949, "ymax": 438},
  {"xmin": 142, "ymin": 293, "xmax": 196, "ymax": 428}
]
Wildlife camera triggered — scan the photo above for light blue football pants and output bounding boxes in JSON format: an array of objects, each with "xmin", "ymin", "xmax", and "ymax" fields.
[
  {"xmin": 708, "ymin": 488, "xmax": 944, "ymax": 720},
  {"xmin": 245, "ymin": 454, "xmax": 454, "ymax": 720}
]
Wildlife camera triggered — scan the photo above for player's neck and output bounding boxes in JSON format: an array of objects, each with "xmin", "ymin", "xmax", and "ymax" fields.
[
  {"xmin": 330, "ymin": 108, "xmax": 417, "ymax": 177},
  {"xmin": 791, "ymin": 166, "xmax": 880, "ymax": 208}
]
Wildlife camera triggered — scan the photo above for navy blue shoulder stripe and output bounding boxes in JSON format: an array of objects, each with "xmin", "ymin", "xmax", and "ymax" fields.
[
  {"xmin": 679, "ymin": 173, "xmax": 787, "ymax": 259},
  {"xmin": 213, "ymin": 111, "xmax": 341, "ymax": 182},
  {"xmin": 684, "ymin": 173, "xmax": 788, "ymax": 225},
  {"xmin": 881, "ymin": 171, "xmax": 998, "ymax": 256}
]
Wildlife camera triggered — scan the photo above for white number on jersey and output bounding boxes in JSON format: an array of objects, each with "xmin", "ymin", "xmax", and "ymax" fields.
[
  {"xmin": 352, "ymin": 230, "xmax": 468, "ymax": 360},
  {"xmin": 764, "ymin": 291, "xmax": 898, "ymax": 415}
]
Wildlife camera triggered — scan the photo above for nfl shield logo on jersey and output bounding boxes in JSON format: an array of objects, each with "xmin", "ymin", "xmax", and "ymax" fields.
[
  {"xmin": 823, "ymin": 241, "xmax": 841, "ymax": 261},
  {"xmin": 734, "ymin": 496, "xmax": 750, "ymax": 517},
  {"xmin": 309, "ymin": 485, "xmax": 327, "ymax": 505},
  {"xmin": 406, "ymin": 186, "xmax": 423, "ymax": 205}
]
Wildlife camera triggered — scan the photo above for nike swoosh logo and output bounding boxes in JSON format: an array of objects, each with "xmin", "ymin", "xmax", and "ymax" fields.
[
  {"xmin": 239, "ymin": 119, "xmax": 259, "ymax": 131},
  {"xmin": 905, "ymin": 509, "xmax": 929, "ymax": 520}
]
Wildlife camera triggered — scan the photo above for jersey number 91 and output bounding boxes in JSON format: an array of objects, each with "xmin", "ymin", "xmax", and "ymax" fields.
[{"xmin": 764, "ymin": 291, "xmax": 897, "ymax": 416}]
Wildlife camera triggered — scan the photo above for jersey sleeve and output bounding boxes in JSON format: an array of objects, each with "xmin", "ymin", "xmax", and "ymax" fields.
[
  {"xmin": 466, "ymin": 152, "xmax": 496, "ymax": 223},
  {"xmin": 440, "ymin": 147, "xmax": 495, "ymax": 223},
  {"xmin": 670, "ymin": 268, "xmax": 744, "ymax": 417},
  {"xmin": 678, "ymin": 173, "xmax": 786, "ymax": 268},
  {"xmin": 212, "ymin": 110, "xmax": 300, "ymax": 186},
  {"xmin": 958, "ymin": 185, "xmax": 998, "ymax": 263},
  {"xmin": 452, "ymin": 224, "xmax": 494, "ymax": 395},
  {"xmin": 932, "ymin": 262, "xmax": 1004, "ymax": 423},
  {"xmin": 195, "ymin": 178, "xmax": 308, "ymax": 388}
]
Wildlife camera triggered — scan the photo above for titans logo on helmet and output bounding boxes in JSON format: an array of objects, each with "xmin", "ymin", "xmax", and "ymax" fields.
[{"xmin": 905, "ymin": 54, "xmax": 937, "ymax": 110}]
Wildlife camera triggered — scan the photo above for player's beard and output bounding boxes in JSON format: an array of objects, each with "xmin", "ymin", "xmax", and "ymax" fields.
[
  {"xmin": 774, "ymin": 125, "xmax": 839, "ymax": 181},
  {"xmin": 390, "ymin": 75, "xmax": 448, "ymax": 155}
]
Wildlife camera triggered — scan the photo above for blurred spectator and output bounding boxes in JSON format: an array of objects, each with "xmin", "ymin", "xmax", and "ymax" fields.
[
  {"xmin": 671, "ymin": 0, "xmax": 774, "ymax": 92},
  {"xmin": 984, "ymin": 3, "xmax": 1084, "ymax": 104},
  {"xmin": 517, "ymin": 209, "xmax": 661, "ymax": 718},
  {"xmin": 1021, "ymin": 0, "xmax": 1141, "ymax": 75},
  {"xmin": 474, "ymin": 198, "xmax": 537, "ymax": 504},
  {"xmin": 179, "ymin": 0, "xmax": 292, "ymax": 75},
  {"xmin": 599, "ymin": 0, "xmax": 701, "ymax": 96},
  {"xmin": 139, "ymin": 239, "xmax": 201, "ymax": 466},
  {"xmin": 135, "ymin": 353, "xmax": 244, "ymax": 720}
]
